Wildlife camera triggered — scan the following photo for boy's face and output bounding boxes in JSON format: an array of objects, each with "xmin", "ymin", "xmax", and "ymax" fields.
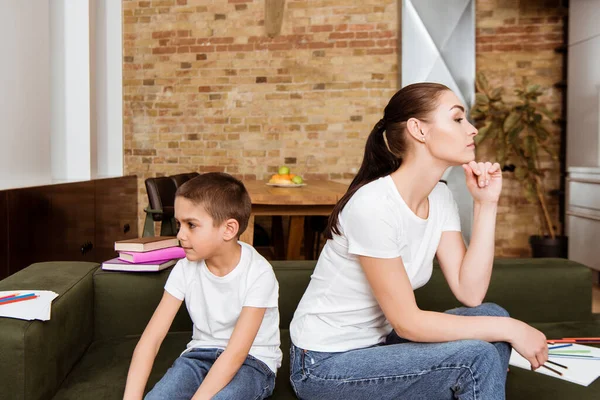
[{"xmin": 174, "ymin": 197, "xmax": 224, "ymax": 262}]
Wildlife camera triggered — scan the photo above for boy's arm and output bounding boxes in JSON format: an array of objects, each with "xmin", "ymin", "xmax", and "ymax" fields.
[
  {"xmin": 123, "ymin": 291, "xmax": 182, "ymax": 400},
  {"xmin": 191, "ymin": 306, "xmax": 267, "ymax": 400}
]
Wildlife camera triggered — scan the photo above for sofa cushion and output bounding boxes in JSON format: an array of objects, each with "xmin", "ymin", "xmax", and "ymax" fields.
[
  {"xmin": 52, "ymin": 330, "xmax": 298, "ymax": 400},
  {"xmin": 52, "ymin": 322, "xmax": 600, "ymax": 400}
]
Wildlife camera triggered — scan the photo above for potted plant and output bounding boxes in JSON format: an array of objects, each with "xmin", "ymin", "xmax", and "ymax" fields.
[{"xmin": 470, "ymin": 72, "xmax": 568, "ymax": 258}]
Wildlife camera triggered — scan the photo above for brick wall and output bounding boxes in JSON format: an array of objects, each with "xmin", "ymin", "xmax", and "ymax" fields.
[
  {"xmin": 123, "ymin": 0, "xmax": 565, "ymax": 257},
  {"xmin": 475, "ymin": 0, "xmax": 565, "ymax": 256}
]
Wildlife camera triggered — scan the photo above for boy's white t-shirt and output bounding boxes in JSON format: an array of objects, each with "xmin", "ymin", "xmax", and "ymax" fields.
[
  {"xmin": 290, "ymin": 176, "xmax": 461, "ymax": 352},
  {"xmin": 164, "ymin": 241, "xmax": 282, "ymax": 373}
]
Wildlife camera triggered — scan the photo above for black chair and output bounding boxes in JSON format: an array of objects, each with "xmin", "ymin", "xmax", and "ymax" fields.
[
  {"xmin": 170, "ymin": 172, "xmax": 200, "ymax": 188},
  {"xmin": 142, "ymin": 173, "xmax": 200, "ymax": 237}
]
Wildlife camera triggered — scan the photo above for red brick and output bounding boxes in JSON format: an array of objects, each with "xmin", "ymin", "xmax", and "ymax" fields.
[
  {"xmin": 329, "ymin": 32, "xmax": 354, "ymax": 40},
  {"xmin": 227, "ymin": 44, "xmax": 254, "ymax": 52},
  {"xmin": 190, "ymin": 45, "xmax": 215, "ymax": 52},
  {"xmin": 152, "ymin": 47, "xmax": 176, "ymax": 54},
  {"xmin": 310, "ymin": 25, "xmax": 333, "ymax": 33},
  {"xmin": 350, "ymin": 40, "xmax": 375, "ymax": 48},
  {"xmin": 494, "ymin": 44, "xmax": 523, "ymax": 51},
  {"xmin": 308, "ymin": 42, "xmax": 335, "ymax": 49}
]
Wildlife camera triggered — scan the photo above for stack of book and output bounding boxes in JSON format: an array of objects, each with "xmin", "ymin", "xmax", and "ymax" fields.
[{"xmin": 102, "ymin": 236, "xmax": 185, "ymax": 272}]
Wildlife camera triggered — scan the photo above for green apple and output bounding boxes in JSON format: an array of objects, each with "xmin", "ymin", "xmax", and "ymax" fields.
[
  {"xmin": 278, "ymin": 166, "xmax": 290, "ymax": 175},
  {"xmin": 291, "ymin": 175, "xmax": 303, "ymax": 184}
]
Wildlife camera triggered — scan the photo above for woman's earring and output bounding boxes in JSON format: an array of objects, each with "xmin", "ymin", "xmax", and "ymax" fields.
[{"xmin": 420, "ymin": 137, "xmax": 425, "ymax": 142}]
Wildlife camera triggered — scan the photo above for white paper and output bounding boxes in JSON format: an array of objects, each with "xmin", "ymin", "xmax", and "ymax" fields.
[
  {"xmin": 0, "ymin": 290, "xmax": 59, "ymax": 321},
  {"xmin": 509, "ymin": 344, "xmax": 600, "ymax": 387}
]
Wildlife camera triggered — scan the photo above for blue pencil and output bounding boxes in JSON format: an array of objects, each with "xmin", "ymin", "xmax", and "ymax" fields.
[
  {"xmin": 548, "ymin": 344, "xmax": 573, "ymax": 350},
  {"xmin": 0, "ymin": 293, "xmax": 36, "ymax": 303}
]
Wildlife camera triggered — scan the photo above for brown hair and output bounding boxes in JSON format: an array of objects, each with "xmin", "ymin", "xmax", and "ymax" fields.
[
  {"xmin": 176, "ymin": 172, "xmax": 251, "ymax": 237},
  {"xmin": 325, "ymin": 82, "xmax": 450, "ymax": 239}
]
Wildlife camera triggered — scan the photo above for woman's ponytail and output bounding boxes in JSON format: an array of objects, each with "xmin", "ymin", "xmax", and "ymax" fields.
[{"xmin": 324, "ymin": 119, "xmax": 401, "ymax": 238}]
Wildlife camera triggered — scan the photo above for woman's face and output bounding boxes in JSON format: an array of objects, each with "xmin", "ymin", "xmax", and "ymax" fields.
[{"xmin": 423, "ymin": 90, "xmax": 477, "ymax": 166}]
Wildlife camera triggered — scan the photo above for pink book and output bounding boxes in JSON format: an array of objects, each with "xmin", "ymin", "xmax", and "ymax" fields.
[{"xmin": 118, "ymin": 246, "xmax": 185, "ymax": 263}]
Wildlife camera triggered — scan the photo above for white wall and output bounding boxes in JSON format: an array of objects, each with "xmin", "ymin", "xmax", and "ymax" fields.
[
  {"xmin": 0, "ymin": 0, "xmax": 123, "ymax": 190},
  {"xmin": 567, "ymin": 0, "xmax": 600, "ymax": 167},
  {"xmin": 50, "ymin": 0, "xmax": 92, "ymax": 182},
  {"xmin": 0, "ymin": 1, "xmax": 51, "ymax": 190},
  {"xmin": 93, "ymin": 0, "xmax": 123, "ymax": 178}
]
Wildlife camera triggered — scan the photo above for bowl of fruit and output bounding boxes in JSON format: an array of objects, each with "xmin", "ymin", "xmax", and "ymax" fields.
[{"xmin": 267, "ymin": 166, "xmax": 306, "ymax": 187}]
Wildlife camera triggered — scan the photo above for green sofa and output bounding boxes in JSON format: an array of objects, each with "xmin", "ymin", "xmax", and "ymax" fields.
[{"xmin": 0, "ymin": 259, "xmax": 599, "ymax": 399}]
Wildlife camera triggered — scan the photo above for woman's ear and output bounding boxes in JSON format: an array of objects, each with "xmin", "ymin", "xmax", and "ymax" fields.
[
  {"xmin": 222, "ymin": 218, "xmax": 240, "ymax": 241},
  {"xmin": 406, "ymin": 117, "xmax": 426, "ymax": 143}
]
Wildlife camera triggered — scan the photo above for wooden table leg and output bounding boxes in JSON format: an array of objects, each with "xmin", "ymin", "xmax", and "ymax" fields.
[
  {"xmin": 287, "ymin": 216, "xmax": 304, "ymax": 260},
  {"xmin": 271, "ymin": 216, "xmax": 285, "ymax": 260},
  {"xmin": 304, "ymin": 216, "xmax": 315, "ymax": 260},
  {"xmin": 240, "ymin": 215, "xmax": 254, "ymax": 245}
]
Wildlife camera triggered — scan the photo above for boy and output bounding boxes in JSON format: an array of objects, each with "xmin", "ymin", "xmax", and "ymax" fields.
[{"xmin": 124, "ymin": 173, "xmax": 282, "ymax": 400}]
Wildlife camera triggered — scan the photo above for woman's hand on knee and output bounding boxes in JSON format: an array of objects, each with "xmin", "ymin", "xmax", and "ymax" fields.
[{"xmin": 508, "ymin": 319, "xmax": 548, "ymax": 370}]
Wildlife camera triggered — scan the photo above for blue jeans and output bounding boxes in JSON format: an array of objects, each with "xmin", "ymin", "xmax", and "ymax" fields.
[
  {"xmin": 145, "ymin": 348, "xmax": 275, "ymax": 400},
  {"xmin": 290, "ymin": 303, "xmax": 511, "ymax": 400}
]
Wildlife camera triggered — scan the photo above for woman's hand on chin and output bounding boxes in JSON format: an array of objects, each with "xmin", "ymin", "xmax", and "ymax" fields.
[{"xmin": 462, "ymin": 161, "xmax": 502, "ymax": 204}]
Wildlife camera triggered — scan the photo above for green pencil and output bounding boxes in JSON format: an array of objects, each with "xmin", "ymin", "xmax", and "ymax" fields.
[{"xmin": 549, "ymin": 350, "xmax": 592, "ymax": 354}]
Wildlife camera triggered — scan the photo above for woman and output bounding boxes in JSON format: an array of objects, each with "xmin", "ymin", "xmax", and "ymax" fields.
[{"xmin": 289, "ymin": 83, "xmax": 548, "ymax": 399}]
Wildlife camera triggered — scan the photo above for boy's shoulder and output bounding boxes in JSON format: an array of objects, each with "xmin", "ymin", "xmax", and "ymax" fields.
[{"xmin": 241, "ymin": 242, "xmax": 274, "ymax": 271}]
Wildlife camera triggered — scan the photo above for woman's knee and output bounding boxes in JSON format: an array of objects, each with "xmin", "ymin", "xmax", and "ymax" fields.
[
  {"xmin": 477, "ymin": 302, "xmax": 510, "ymax": 318},
  {"xmin": 460, "ymin": 340, "xmax": 503, "ymax": 369}
]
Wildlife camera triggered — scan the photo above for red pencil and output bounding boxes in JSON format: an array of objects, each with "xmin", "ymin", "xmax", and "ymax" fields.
[
  {"xmin": 561, "ymin": 337, "xmax": 600, "ymax": 341},
  {"xmin": 0, "ymin": 295, "xmax": 39, "ymax": 306},
  {"xmin": 547, "ymin": 339, "xmax": 600, "ymax": 344},
  {"xmin": 0, "ymin": 293, "xmax": 18, "ymax": 301}
]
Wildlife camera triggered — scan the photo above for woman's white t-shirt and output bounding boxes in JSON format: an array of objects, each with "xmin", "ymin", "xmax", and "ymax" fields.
[{"xmin": 289, "ymin": 175, "xmax": 461, "ymax": 352}]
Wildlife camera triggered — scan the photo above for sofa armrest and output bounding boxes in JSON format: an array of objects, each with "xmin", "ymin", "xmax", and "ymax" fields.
[
  {"xmin": 0, "ymin": 262, "xmax": 98, "ymax": 400},
  {"xmin": 416, "ymin": 258, "xmax": 593, "ymax": 324}
]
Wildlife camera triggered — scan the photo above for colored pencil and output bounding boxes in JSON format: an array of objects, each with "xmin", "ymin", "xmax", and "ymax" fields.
[
  {"xmin": 549, "ymin": 350, "xmax": 592, "ymax": 354},
  {"xmin": 548, "ymin": 344, "xmax": 573, "ymax": 350},
  {"xmin": 0, "ymin": 293, "xmax": 36, "ymax": 303},
  {"xmin": 542, "ymin": 364, "xmax": 563, "ymax": 376},
  {"xmin": 0, "ymin": 295, "xmax": 39, "ymax": 306},
  {"xmin": 546, "ymin": 359, "xmax": 568, "ymax": 369}
]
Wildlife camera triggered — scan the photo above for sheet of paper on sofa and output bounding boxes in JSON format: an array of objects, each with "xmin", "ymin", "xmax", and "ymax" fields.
[
  {"xmin": 0, "ymin": 290, "xmax": 58, "ymax": 321},
  {"xmin": 509, "ymin": 344, "xmax": 600, "ymax": 386}
]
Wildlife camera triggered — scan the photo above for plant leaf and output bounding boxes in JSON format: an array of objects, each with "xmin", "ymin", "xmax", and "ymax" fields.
[
  {"xmin": 490, "ymin": 88, "xmax": 503, "ymax": 101},
  {"xmin": 476, "ymin": 72, "xmax": 489, "ymax": 93},
  {"xmin": 475, "ymin": 93, "xmax": 489, "ymax": 106},
  {"xmin": 536, "ymin": 105, "xmax": 554, "ymax": 119},
  {"xmin": 503, "ymin": 111, "xmax": 521, "ymax": 133}
]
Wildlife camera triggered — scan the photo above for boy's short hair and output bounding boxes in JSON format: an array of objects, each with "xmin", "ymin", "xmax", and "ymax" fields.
[{"xmin": 176, "ymin": 172, "xmax": 251, "ymax": 237}]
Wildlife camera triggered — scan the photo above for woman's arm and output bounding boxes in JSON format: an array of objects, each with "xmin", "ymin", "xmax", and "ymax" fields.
[
  {"xmin": 123, "ymin": 291, "xmax": 182, "ymax": 400},
  {"xmin": 359, "ymin": 255, "xmax": 549, "ymax": 369},
  {"xmin": 436, "ymin": 201, "xmax": 497, "ymax": 307},
  {"xmin": 191, "ymin": 307, "xmax": 267, "ymax": 400},
  {"xmin": 436, "ymin": 161, "xmax": 502, "ymax": 306}
]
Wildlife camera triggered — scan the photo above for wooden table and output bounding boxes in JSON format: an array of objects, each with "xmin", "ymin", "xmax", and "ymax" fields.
[{"xmin": 240, "ymin": 180, "xmax": 349, "ymax": 259}]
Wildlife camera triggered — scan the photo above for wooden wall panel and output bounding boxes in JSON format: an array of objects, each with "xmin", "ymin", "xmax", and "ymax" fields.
[
  {"xmin": 0, "ymin": 192, "xmax": 8, "ymax": 280},
  {"xmin": 1, "ymin": 176, "xmax": 138, "ymax": 279},
  {"xmin": 94, "ymin": 176, "xmax": 138, "ymax": 262},
  {"xmin": 7, "ymin": 186, "xmax": 54, "ymax": 276}
]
